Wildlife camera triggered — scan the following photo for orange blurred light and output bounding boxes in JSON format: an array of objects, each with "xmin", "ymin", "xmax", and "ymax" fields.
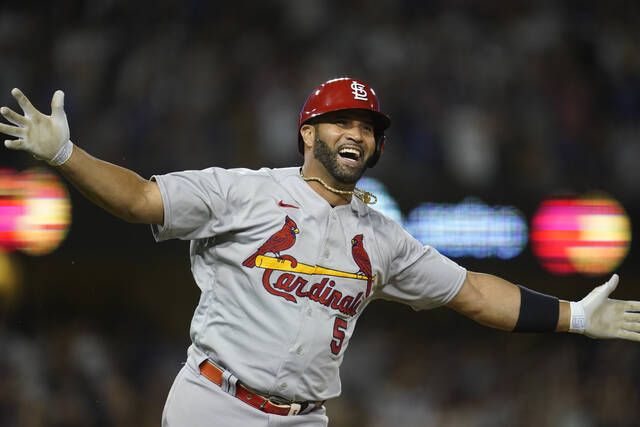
[
  {"xmin": 16, "ymin": 168, "xmax": 72, "ymax": 255},
  {"xmin": 531, "ymin": 194, "xmax": 632, "ymax": 276}
]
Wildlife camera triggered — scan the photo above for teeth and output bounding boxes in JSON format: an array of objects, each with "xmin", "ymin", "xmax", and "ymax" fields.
[{"xmin": 339, "ymin": 147, "xmax": 360, "ymax": 159}]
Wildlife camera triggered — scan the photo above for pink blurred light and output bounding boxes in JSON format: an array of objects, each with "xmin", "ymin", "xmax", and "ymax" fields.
[
  {"xmin": 0, "ymin": 168, "xmax": 72, "ymax": 256},
  {"xmin": 531, "ymin": 195, "xmax": 631, "ymax": 276}
]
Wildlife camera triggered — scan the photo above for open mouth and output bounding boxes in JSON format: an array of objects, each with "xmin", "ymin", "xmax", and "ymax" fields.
[{"xmin": 338, "ymin": 147, "xmax": 362, "ymax": 164}]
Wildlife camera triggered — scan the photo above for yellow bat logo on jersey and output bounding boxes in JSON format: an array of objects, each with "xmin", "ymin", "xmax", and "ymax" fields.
[
  {"xmin": 249, "ymin": 254, "xmax": 377, "ymax": 317},
  {"xmin": 253, "ymin": 255, "xmax": 371, "ymax": 281}
]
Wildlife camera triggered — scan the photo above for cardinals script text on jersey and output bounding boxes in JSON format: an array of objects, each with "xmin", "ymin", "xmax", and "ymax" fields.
[{"xmin": 242, "ymin": 216, "xmax": 373, "ymax": 318}]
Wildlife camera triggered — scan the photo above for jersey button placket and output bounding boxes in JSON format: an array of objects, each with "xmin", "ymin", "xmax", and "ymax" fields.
[{"xmin": 321, "ymin": 212, "xmax": 335, "ymax": 260}]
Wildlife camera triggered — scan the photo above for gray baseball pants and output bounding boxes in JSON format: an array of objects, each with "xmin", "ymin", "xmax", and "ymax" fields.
[{"xmin": 162, "ymin": 361, "xmax": 329, "ymax": 427}]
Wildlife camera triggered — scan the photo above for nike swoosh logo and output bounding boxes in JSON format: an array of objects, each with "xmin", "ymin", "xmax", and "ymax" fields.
[{"xmin": 278, "ymin": 200, "xmax": 299, "ymax": 209}]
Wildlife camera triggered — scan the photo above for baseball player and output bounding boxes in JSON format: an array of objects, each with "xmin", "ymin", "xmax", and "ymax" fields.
[{"xmin": 1, "ymin": 78, "xmax": 639, "ymax": 427}]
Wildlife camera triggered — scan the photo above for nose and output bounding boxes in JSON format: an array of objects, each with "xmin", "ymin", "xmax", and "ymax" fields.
[{"xmin": 344, "ymin": 121, "xmax": 365, "ymax": 142}]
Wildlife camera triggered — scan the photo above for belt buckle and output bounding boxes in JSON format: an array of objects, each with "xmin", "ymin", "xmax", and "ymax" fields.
[
  {"xmin": 267, "ymin": 400, "xmax": 302, "ymax": 416},
  {"xmin": 260, "ymin": 395, "xmax": 304, "ymax": 416},
  {"xmin": 287, "ymin": 403, "xmax": 302, "ymax": 416}
]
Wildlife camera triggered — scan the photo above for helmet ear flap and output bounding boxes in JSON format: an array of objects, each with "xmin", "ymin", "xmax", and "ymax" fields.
[{"xmin": 367, "ymin": 134, "xmax": 385, "ymax": 168}]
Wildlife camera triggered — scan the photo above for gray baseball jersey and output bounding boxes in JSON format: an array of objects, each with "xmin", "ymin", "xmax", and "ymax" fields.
[{"xmin": 152, "ymin": 166, "xmax": 466, "ymax": 402}]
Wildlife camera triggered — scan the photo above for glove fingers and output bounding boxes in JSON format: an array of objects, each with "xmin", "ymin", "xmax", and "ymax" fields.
[
  {"xmin": 624, "ymin": 312, "xmax": 640, "ymax": 322},
  {"xmin": 625, "ymin": 301, "xmax": 640, "ymax": 312},
  {"xmin": 4, "ymin": 139, "xmax": 25, "ymax": 150},
  {"xmin": 0, "ymin": 122, "xmax": 24, "ymax": 138},
  {"xmin": 1, "ymin": 106, "xmax": 28, "ymax": 126},
  {"xmin": 606, "ymin": 274, "xmax": 620, "ymax": 292},
  {"xmin": 602, "ymin": 274, "xmax": 619, "ymax": 296},
  {"xmin": 582, "ymin": 274, "xmax": 620, "ymax": 307},
  {"xmin": 51, "ymin": 90, "xmax": 65, "ymax": 117},
  {"xmin": 622, "ymin": 321, "xmax": 640, "ymax": 332},
  {"xmin": 11, "ymin": 88, "xmax": 38, "ymax": 117},
  {"xmin": 618, "ymin": 329, "xmax": 640, "ymax": 342}
]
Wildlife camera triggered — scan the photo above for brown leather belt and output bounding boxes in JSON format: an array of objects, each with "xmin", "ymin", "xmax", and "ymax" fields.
[{"xmin": 199, "ymin": 360, "xmax": 324, "ymax": 416}]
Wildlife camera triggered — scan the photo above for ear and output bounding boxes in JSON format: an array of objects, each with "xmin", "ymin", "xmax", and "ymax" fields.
[{"xmin": 300, "ymin": 124, "xmax": 316, "ymax": 150}]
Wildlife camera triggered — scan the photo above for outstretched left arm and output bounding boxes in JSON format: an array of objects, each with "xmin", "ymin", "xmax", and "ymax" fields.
[{"xmin": 446, "ymin": 272, "xmax": 640, "ymax": 341}]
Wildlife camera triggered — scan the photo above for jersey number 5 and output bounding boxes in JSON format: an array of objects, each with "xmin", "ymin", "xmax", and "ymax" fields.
[{"xmin": 330, "ymin": 318, "xmax": 348, "ymax": 355}]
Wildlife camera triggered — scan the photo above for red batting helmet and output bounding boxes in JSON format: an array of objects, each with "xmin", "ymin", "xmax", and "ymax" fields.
[{"xmin": 298, "ymin": 77, "xmax": 391, "ymax": 167}]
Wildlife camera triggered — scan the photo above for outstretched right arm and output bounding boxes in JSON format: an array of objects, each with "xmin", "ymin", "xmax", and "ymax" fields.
[
  {"xmin": 0, "ymin": 88, "xmax": 163, "ymax": 225},
  {"xmin": 57, "ymin": 146, "xmax": 163, "ymax": 224}
]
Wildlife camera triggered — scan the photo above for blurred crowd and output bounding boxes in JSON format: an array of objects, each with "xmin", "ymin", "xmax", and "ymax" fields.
[
  {"xmin": 2, "ymin": 316, "xmax": 640, "ymax": 427},
  {"xmin": 0, "ymin": 319, "xmax": 180, "ymax": 426},
  {"xmin": 2, "ymin": 1, "xmax": 639, "ymax": 208},
  {"xmin": 1, "ymin": 0, "xmax": 640, "ymax": 426}
]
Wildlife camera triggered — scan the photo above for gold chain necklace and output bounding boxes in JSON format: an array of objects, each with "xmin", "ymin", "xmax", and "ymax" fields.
[{"xmin": 300, "ymin": 171, "xmax": 377, "ymax": 205}]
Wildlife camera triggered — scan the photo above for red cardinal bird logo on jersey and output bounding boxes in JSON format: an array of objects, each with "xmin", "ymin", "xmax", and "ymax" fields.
[
  {"xmin": 243, "ymin": 216, "xmax": 300, "ymax": 268},
  {"xmin": 351, "ymin": 234, "xmax": 373, "ymax": 297}
]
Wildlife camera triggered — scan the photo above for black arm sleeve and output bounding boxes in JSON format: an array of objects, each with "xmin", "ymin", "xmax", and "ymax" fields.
[{"xmin": 513, "ymin": 286, "xmax": 559, "ymax": 332}]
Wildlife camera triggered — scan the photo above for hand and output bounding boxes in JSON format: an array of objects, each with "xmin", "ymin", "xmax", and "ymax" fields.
[
  {"xmin": 570, "ymin": 274, "xmax": 640, "ymax": 341},
  {"xmin": 0, "ymin": 88, "xmax": 73, "ymax": 165}
]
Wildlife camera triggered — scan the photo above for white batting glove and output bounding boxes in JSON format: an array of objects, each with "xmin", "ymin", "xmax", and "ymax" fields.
[
  {"xmin": 0, "ymin": 88, "xmax": 73, "ymax": 166},
  {"xmin": 569, "ymin": 274, "xmax": 640, "ymax": 341}
]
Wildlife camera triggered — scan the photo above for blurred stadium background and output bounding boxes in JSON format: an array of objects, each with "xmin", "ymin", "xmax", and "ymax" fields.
[{"xmin": 1, "ymin": 1, "xmax": 639, "ymax": 426}]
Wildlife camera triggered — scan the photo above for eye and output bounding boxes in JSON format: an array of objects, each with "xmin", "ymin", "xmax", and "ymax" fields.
[{"xmin": 362, "ymin": 124, "xmax": 374, "ymax": 135}]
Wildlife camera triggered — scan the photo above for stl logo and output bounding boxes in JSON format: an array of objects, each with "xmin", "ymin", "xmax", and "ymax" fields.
[{"xmin": 350, "ymin": 81, "xmax": 368, "ymax": 101}]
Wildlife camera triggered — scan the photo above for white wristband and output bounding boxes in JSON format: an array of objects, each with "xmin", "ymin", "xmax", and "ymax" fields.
[
  {"xmin": 48, "ymin": 140, "xmax": 74, "ymax": 166},
  {"xmin": 569, "ymin": 301, "xmax": 586, "ymax": 333}
]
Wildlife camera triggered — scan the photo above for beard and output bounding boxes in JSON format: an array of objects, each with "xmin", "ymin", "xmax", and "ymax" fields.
[{"xmin": 313, "ymin": 137, "xmax": 368, "ymax": 185}]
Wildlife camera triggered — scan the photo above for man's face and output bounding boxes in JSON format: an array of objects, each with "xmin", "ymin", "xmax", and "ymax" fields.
[{"xmin": 311, "ymin": 110, "xmax": 377, "ymax": 184}]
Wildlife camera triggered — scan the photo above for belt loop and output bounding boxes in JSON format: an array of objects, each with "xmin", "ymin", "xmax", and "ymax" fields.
[{"xmin": 221, "ymin": 370, "xmax": 238, "ymax": 396}]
